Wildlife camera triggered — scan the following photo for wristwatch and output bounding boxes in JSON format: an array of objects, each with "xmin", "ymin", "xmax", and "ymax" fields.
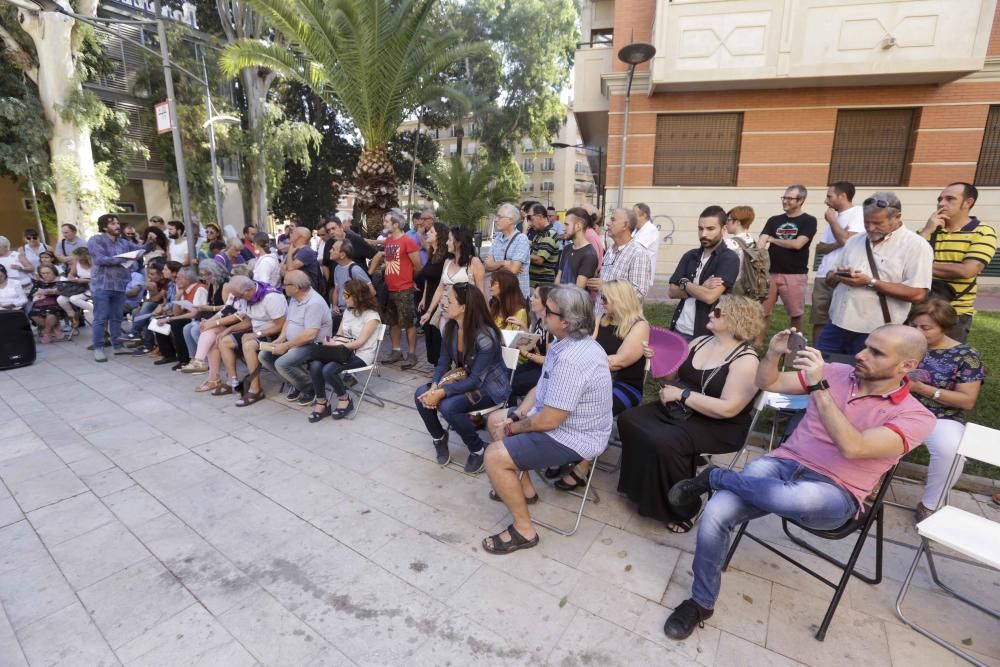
[
  {"xmin": 867, "ymin": 278, "xmax": 877, "ymax": 289},
  {"xmin": 679, "ymin": 388, "xmax": 692, "ymax": 405},
  {"xmin": 932, "ymin": 388, "xmax": 942, "ymax": 401},
  {"xmin": 806, "ymin": 379, "xmax": 830, "ymax": 393}
]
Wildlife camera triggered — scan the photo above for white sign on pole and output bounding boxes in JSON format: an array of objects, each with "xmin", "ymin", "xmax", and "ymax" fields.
[{"xmin": 154, "ymin": 101, "xmax": 172, "ymax": 135}]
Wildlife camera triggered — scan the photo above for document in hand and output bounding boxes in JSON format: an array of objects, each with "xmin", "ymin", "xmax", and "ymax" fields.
[
  {"xmin": 501, "ymin": 329, "xmax": 542, "ymax": 350},
  {"xmin": 115, "ymin": 250, "xmax": 143, "ymax": 259},
  {"xmin": 648, "ymin": 326, "xmax": 689, "ymax": 378}
]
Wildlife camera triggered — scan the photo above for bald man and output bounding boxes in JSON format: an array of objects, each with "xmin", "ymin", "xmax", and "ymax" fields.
[
  {"xmin": 660, "ymin": 324, "xmax": 936, "ymax": 641},
  {"xmin": 282, "ymin": 227, "xmax": 325, "ymax": 297}
]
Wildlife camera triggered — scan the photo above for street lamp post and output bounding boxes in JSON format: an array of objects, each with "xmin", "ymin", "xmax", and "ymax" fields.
[
  {"xmin": 616, "ymin": 42, "xmax": 656, "ymax": 209},
  {"xmin": 551, "ymin": 142, "xmax": 604, "ymax": 212}
]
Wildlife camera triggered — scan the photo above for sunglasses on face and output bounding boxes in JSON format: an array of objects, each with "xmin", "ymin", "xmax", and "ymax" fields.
[
  {"xmin": 710, "ymin": 307, "xmax": 724, "ymax": 318},
  {"xmin": 25, "ymin": 235, "xmax": 38, "ymax": 240}
]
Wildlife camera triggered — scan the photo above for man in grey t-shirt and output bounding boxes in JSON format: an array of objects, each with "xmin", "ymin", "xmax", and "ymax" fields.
[
  {"xmin": 259, "ymin": 270, "xmax": 333, "ymax": 404},
  {"xmin": 329, "ymin": 237, "xmax": 371, "ymax": 333}
]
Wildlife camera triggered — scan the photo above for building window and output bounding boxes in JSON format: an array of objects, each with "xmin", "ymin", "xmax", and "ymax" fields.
[
  {"xmin": 828, "ymin": 108, "xmax": 918, "ymax": 186},
  {"xmin": 975, "ymin": 106, "xmax": 1000, "ymax": 186},
  {"xmin": 522, "ymin": 182, "xmax": 535, "ymax": 192},
  {"xmin": 540, "ymin": 181, "xmax": 555, "ymax": 192},
  {"xmin": 541, "ymin": 158, "xmax": 555, "ymax": 171},
  {"xmin": 653, "ymin": 113, "xmax": 743, "ymax": 187},
  {"xmin": 522, "ymin": 159, "xmax": 534, "ymax": 173}
]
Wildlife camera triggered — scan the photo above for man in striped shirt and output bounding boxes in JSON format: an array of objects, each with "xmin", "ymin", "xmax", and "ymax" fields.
[
  {"xmin": 587, "ymin": 208, "xmax": 653, "ymax": 317},
  {"xmin": 918, "ymin": 182, "xmax": 998, "ymax": 342}
]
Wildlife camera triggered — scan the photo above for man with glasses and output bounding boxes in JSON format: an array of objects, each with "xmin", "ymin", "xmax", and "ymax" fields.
[
  {"xmin": 484, "ymin": 203, "xmax": 532, "ymax": 298},
  {"xmin": 759, "ymin": 185, "xmax": 817, "ymax": 336},
  {"xmin": 819, "ymin": 192, "xmax": 932, "ymax": 355}
]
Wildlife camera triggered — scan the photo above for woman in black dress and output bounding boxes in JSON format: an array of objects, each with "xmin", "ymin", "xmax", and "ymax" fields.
[
  {"xmin": 617, "ymin": 294, "xmax": 763, "ymax": 532},
  {"xmin": 416, "ymin": 222, "xmax": 449, "ymax": 368}
]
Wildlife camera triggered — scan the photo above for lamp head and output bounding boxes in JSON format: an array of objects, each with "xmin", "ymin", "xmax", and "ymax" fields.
[
  {"xmin": 551, "ymin": 142, "xmax": 572, "ymax": 149},
  {"xmin": 618, "ymin": 42, "xmax": 656, "ymax": 66}
]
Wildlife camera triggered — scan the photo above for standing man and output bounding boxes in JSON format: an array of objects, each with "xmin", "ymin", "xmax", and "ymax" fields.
[
  {"xmin": 54, "ymin": 224, "xmax": 87, "ymax": 265},
  {"xmin": 484, "ymin": 203, "xmax": 532, "ymax": 299},
  {"xmin": 759, "ymin": 184, "xmax": 817, "ymax": 335},
  {"xmin": 526, "ymin": 203, "xmax": 560, "ymax": 287},
  {"xmin": 668, "ymin": 206, "xmax": 740, "ymax": 339},
  {"xmin": 337, "ymin": 212, "xmax": 378, "ymax": 269},
  {"xmin": 555, "ymin": 207, "xmax": 599, "ymax": 289},
  {"xmin": 587, "ymin": 208, "xmax": 652, "ymax": 314},
  {"xmin": 87, "ymin": 213, "xmax": 150, "ymax": 362},
  {"xmin": 240, "ymin": 224, "xmax": 260, "ymax": 262},
  {"xmin": 819, "ymin": 192, "xmax": 932, "ymax": 355},
  {"xmin": 380, "ymin": 209, "xmax": 423, "ymax": 369},
  {"xmin": 918, "ymin": 182, "xmax": 998, "ymax": 342},
  {"xmin": 283, "ymin": 227, "xmax": 324, "ymax": 296},
  {"xmin": 811, "ymin": 182, "xmax": 865, "ymax": 342},
  {"xmin": 166, "ymin": 220, "xmax": 191, "ymax": 266},
  {"xmin": 632, "ymin": 202, "xmax": 660, "ymax": 286},
  {"xmin": 259, "ymin": 270, "xmax": 333, "ymax": 405},
  {"xmin": 547, "ymin": 207, "xmax": 565, "ymax": 239},
  {"xmin": 329, "ymin": 237, "xmax": 371, "ymax": 334}
]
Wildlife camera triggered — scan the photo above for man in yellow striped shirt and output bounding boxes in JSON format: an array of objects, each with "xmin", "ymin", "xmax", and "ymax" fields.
[{"xmin": 918, "ymin": 182, "xmax": 998, "ymax": 342}]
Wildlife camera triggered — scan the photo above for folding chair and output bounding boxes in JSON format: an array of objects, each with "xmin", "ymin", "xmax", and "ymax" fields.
[
  {"xmin": 341, "ymin": 323, "xmax": 388, "ymax": 417},
  {"xmin": 531, "ymin": 452, "xmax": 601, "ymax": 537},
  {"xmin": 724, "ymin": 390, "xmax": 808, "ymax": 471},
  {"xmin": 895, "ymin": 422, "xmax": 1000, "ymax": 666},
  {"xmin": 445, "ymin": 345, "xmax": 520, "ymax": 474},
  {"xmin": 595, "ymin": 359, "xmax": 650, "ymax": 474},
  {"xmin": 722, "ymin": 464, "xmax": 897, "ymax": 641}
]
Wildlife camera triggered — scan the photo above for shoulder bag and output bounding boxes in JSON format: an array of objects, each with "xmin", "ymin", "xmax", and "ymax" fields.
[{"xmin": 864, "ymin": 238, "xmax": 892, "ymax": 325}]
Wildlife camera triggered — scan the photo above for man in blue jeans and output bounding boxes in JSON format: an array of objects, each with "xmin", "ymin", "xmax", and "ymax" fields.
[
  {"xmin": 87, "ymin": 213, "xmax": 151, "ymax": 362},
  {"xmin": 661, "ymin": 324, "xmax": 935, "ymax": 640}
]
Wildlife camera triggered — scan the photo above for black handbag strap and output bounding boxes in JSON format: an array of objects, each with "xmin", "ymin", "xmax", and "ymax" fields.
[
  {"xmin": 929, "ymin": 230, "xmax": 977, "ymax": 301},
  {"xmin": 864, "ymin": 238, "xmax": 892, "ymax": 324}
]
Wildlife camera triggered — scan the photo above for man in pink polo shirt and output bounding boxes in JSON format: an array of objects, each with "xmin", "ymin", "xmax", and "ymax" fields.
[{"xmin": 661, "ymin": 324, "xmax": 935, "ymax": 641}]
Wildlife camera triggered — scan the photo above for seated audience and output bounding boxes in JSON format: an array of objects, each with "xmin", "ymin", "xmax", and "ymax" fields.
[
  {"xmin": 215, "ymin": 239, "xmax": 245, "ymax": 272},
  {"xmin": 661, "ymin": 325, "xmax": 934, "ymax": 640},
  {"xmin": 258, "ymin": 270, "xmax": 333, "ymax": 405},
  {"xmin": 197, "ymin": 223, "xmax": 222, "ymax": 260},
  {"xmin": 29, "ymin": 265, "xmax": 63, "ymax": 343},
  {"xmin": 0, "ymin": 265, "xmax": 27, "ymax": 310},
  {"xmin": 507, "ymin": 284, "xmax": 555, "ymax": 401},
  {"xmin": 481, "ymin": 285, "xmax": 613, "ymax": 554},
  {"xmin": 489, "ymin": 268, "xmax": 528, "ymax": 331},
  {"xmin": 144, "ymin": 226, "xmax": 168, "ymax": 262},
  {"xmin": 414, "ymin": 283, "xmax": 510, "ymax": 473},
  {"xmin": 907, "ymin": 300, "xmax": 985, "ymax": 521},
  {"xmin": 251, "ymin": 232, "xmax": 280, "ymax": 287},
  {"xmin": 36, "ymin": 250, "xmax": 63, "ymax": 277},
  {"xmin": 151, "ymin": 266, "xmax": 208, "ymax": 370},
  {"xmin": 56, "ymin": 247, "xmax": 93, "ymax": 335},
  {"xmin": 617, "ymin": 295, "xmax": 763, "ymax": 533},
  {"xmin": 308, "ymin": 279, "xmax": 382, "ymax": 422},
  {"xmin": 181, "ymin": 259, "xmax": 230, "ymax": 369},
  {"xmin": 0, "ymin": 235, "xmax": 33, "ymax": 288}
]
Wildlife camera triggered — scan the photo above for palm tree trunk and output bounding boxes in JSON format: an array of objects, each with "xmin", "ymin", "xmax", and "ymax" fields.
[{"xmin": 354, "ymin": 146, "xmax": 398, "ymax": 235}]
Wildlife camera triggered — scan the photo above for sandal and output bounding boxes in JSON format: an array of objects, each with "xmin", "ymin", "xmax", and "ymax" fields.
[
  {"xmin": 235, "ymin": 390, "xmax": 265, "ymax": 407},
  {"xmin": 666, "ymin": 519, "xmax": 693, "ymax": 534},
  {"xmin": 209, "ymin": 384, "xmax": 233, "ymax": 396},
  {"xmin": 309, "ymin": 402, "xmax": 332, "ymax": 423},
  {"xmin": 331, "ymin": 396, "xmax": 354, "ymax": 420},
  {"xmin": 554, "ymin": 467, "xmax": 588, "ymax": 491},
  {"xmin": 482, "ymin": 523, "xmax": 539, "ymax": 555},
  {"xmin": 195, "ymin": 380, "xmax": 223, "ymax": 393},
  {"xmin": 488, "ymin": 489, "xmax": 538, "ymax": 505},
  {"xmin": 544, "ymin": 465, "xmax": 565, "ymax": 479}
]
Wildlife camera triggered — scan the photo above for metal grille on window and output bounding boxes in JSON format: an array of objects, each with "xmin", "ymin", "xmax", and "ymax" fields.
[
  {"xmin": 975, "ymin": 106, "xmax": 1000, "ymax": 186},
  {"xmin": 653, "ymin": 113, "xmax": 743, "ymax": 187},
  {"xmin": 828, "ymin": 108, "xmax": 917, "ymax": 186}
]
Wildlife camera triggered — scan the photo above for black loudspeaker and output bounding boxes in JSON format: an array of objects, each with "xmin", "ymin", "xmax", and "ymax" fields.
[{"xmin": 0, "ymin": 310, "xmax": 36, "ymax": 370}]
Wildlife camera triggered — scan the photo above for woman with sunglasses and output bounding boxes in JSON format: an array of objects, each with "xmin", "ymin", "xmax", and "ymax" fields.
[
  {"xmin": 414, "ymin": 283, "xmax": 510, "ymax": 473},
  {"xmin": 617, "ymin": 295, "xmax": 763, "ymax": 533},
  {"xmin": 18, "ymin": 228, "xmax": 49, "ymax": 273}
]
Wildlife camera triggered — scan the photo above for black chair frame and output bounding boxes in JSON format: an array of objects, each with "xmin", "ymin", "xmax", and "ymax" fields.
[{"xmin": 721, "ymin": 464, "xmax": 897, "ymax": 641}]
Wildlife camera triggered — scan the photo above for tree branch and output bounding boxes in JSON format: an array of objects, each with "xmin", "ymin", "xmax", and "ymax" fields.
[{"xmin": 0, "ymin": 22, "xmax": 38, "ymax": 83}]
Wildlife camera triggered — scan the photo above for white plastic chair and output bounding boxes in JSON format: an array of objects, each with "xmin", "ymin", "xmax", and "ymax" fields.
[
  {"xmin": 341, "ymin": 323, "xmax": 388, "ymax": 418},
  {"xmin": 895, "ymin": 422, "xmax": 1000, "ymax": 666}
]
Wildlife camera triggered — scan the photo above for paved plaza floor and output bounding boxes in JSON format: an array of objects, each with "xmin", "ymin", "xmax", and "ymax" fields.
[{"xmin": 0, "ymin": 337, "xmax": 997, "ymax": 666}]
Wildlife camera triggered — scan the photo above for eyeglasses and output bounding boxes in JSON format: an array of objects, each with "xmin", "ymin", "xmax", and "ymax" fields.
[
  {"xmin": 710, "ymin": 307, "xmax": 724, "ymax": 318},
  {"xmin": 545, "ymin": 304, "xmax": 562, "ymax": 318},
  {"xmin": 863, "ymin": 197, "xmax": 900, "ymax": 211},
  {"xmin": 780, "ymin": 196, "xmax": 802, "ymax": 202}
]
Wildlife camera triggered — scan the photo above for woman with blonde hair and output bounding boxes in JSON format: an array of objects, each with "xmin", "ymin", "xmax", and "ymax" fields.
[{"xmin": 617, "ymin": 294, "xmax": 763, "ymax": 533}]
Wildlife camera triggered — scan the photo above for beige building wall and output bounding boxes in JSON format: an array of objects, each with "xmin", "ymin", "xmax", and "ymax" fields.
[{"xmin": 141, "ymin": 179, "xmax": 173, "ymax": 222}]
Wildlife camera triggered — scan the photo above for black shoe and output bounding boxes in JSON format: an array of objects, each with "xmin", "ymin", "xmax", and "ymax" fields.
[
  {"xmin": 284, "ymin": 387, "xmax": 301, "ymax": 402},
  {"xmin": 663, "ymin": 599, "xmax": 713, "ymax": 641},
  {"xmin": 433, "ymin": 432, "xmax": 450, "ymax": 466},
  {"xmin": 131, "ymin": 347, "xmax": 150, "ymax": 356},
  {"xmin": 464, "ymin": 449, "xmax": 485, "ymax": 474},
  {"xmin": 171, "ymin": 362, "xmax": 185, "ymax": 371},
  {"xmin": 297, "ymin": 392, "xmax": 316, "ymax": 406},
  {"xmin": 667, "ymin": 465, "xmax": 719, "ymax": 521},
  {"xmin": 153, "ymin": 357, "xmax": 178, "ymax": 366}
]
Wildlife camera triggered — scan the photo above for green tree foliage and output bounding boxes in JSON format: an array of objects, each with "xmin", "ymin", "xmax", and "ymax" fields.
[
  {"xmin": 388, "ymin": 128, "xmax": 440, "ymax": 205},
  {"xmin": 424, "ymin": 154, "xmax": 519, "ymax": 230}
]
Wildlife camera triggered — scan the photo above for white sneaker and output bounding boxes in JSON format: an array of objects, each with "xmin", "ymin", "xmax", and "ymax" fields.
[{"xmin": 94, "ymin": 347, "xmax": 108, "ymax": 363}]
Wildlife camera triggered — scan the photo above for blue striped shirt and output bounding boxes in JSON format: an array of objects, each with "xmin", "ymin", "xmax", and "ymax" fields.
[{"xmin": 87, "ymin": 234, "xmax": 145, "ymax": 293}]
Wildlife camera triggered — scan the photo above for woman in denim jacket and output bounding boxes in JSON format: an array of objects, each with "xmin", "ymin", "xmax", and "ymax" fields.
[{"xmin": 415, "ymin": 282, "xmax": 510, "ymax": 473}]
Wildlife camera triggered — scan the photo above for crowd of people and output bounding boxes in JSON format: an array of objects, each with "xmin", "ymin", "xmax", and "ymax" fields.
[{"xmin": 3, "ymin": 179, "xmax": 996, "ymax": 642}]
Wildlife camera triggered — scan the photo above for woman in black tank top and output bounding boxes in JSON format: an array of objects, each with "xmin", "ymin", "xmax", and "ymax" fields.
[{"xmin": 617, "ymin": 295, "xmax": 765, "ymax": 532}]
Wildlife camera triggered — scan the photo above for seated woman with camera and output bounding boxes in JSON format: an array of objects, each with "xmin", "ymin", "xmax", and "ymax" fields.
[
  {"xmin": 617, "ymin": 294, "xmax": 763, "ymax": 533},
  {"xmin": 414, "ymin": 283, "xmax": 510, "ymax": 474},
  {"xmin": 308, "ymin": 279, "xmax": 382, "ymax": 421}
]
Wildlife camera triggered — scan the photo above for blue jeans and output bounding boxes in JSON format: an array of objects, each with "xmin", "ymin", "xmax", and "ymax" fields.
[
  {"xmin": 414, "ymin": 383, "xmax": 496, "ymax": 453},
  {"xmin": 91, "ymin": 289, "xmax": 126, "ymax": 349},
  {"xmin": 182, "ymin": 321, "xmax": 200, "ymax": 359},
  {"xmin": 816, "ymin": 323, "xmax": 868, "ymax": 356},
  {"xmin": 310, "ymin": 356, "xmax": 367, "ymax": 398},
  {"xmin": 691, "ymin": 456, "xmax": 856, "ymax": 610},
  {"xmin": 259, "ymin": 346, "xmax": 315, "ymax": 393}
]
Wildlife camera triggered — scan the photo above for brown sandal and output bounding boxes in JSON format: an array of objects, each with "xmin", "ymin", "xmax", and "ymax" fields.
[
  {"xmin": 235, "ymin": 390, "xmax": 265, "ymax": 407},
  {"xmin": 210, "ymin": 384, "xmax": 233, "ymax": 396},
  {"xmin": 195, "ymin": 380, "xmax": 223, "ymax": 393}
]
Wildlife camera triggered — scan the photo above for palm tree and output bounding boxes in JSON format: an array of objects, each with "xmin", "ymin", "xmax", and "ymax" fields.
[
  {"xmin": 220, "ymin": 0, "xmax": 485, "ymax": 232},
  {"xmin": 425, "ymin": 155, "xmax": 519, "ymax": 231}
]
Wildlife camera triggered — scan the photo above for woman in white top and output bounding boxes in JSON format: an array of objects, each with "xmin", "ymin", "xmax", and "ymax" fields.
[
  {"xmin": 0, "ymin": 265, "xmax": 27, "ymax": 310},
  {"xmin": 308, "ymin": 278, "xmax": 381, "ymax": 422},
  {"xmin": 419, "ymin": 227, "xmax": 485, "ymax": 328},
  {"xmin": 56, "ymin": 247, "xmax": 94, "ymax": 336},
  {"xmin": 0, "ymin": 235, "xmax": 33, "ymax": 288}
]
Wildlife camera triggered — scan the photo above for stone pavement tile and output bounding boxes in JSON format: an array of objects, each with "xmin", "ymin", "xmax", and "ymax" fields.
[
  {"xmin": 0, "ymin": 432, "xmax": 48, "ymax": 464},
  {"xmin": 0, "ymin": 606, "xmax": 28, "ymax": 667},
  {"xmin": 91, "ymin": 436, "xmax": 188, "ymax": 474},
  {"xmin": 116, "ymin": 603, "xmax": 256, "ymax": 667},
  {"xmin": 13, "ymin": 365, "xmax": 75, "ymax": 391},
  {"xmin": 132, "ymin": 513, "xmax": 260, "ymax": 616},
  {"xmin": 49, "ymin": 521, "xmax": 150, "ymax": 590},
  {"xmin": 218, "ymin": 589, "xmax": 336, "ymax": 666},
  {"xmin": 882, "ymin": 618, "xmax": 996, "ymax": 667},
  {"xmin": 74, "ymin": 409, "xmax": 145, "ymax": 437},
  {"xmin": 258, "ymin": 472, "xmax": 346, "ymax": 521},
  {"xmin": 15, "ymin": 602, "xmax": 119, "ymax": 667},
  {"xmin": 547, "ymin": 607, "xmax": 695, "ymax": 666},
  {"xmin": 721, "ymin": 536, "xmax": 840, "ymax": 601},
  {"xmin": 633, "ymin": 600, "xmax": 720, "ymax": 666},
  {"xmin": 576, "ymin": 524, "xmax": 680, "ymax": 601},
  {"xmin": 51, "ymin": 441, "xmax": 104, "ymax": 465},
  {"xmin": 563, "ymin": 568, "xmax": 648, "ymax": 632},
  {"xmin": 0, "ymin": 496, "xmax": 23, "ymax": 529},
  {"xmin": 81, "ymin": 468, "xmax": 134, "ymax": 498},
  {"xmin": 296, "ymin": 566, "xmax": 447, "ymax": 666},
  {"xmin": 0, "ymin": 520, "xmax": 47, "ymax": 576},
  {"xmin": 192, "ymin": 436, "xmax": 262, "ymax": 469},
  {"xmin": 85, "ymin": 422, "xmax": 163, "ymax": 451},
  {"xmin": 149, "ymin": 474, "xmax": 262, "ymax": 536},
  {"xmin": 315, "ymin": 433, "xmax": 416, "ymax": 477},
  {"xmin": 27, "ymin": 492, "xmax": 116, "ymax": 546},
  {"xmin": 119, "ymin": 395, "xmax": 178, "ymax": 418},
  {"xmin": 446, "ymin": 566, "xmax": 577, "ymax": 662},
  {"xmin": 0, "ymin": 559, "xmax": 78, "ymax": 630},
  {"xmin": 370, "ymin": 528, "xmax": 483, "ymax": 602},
  {"xmin": 662, "ymin": 551, "xmax": 773, "ymax": 646},
  {"xmin": 714, "ymin": 632, "xmax": 804, "ymax": 667},
  {"xmin": 146, "ymin": 417, "xmax": 226, "ymax": 448},
  {"xmin": 129, "ymin": 453, "xmax": 224, "ymax": 497},
  {"xmin": 408, "ymin": 612, "xmax": 531, "ymax": 666},
  {"xmin": 0, "ymin": 448, "xmax": 66, "ymax": 486},
  {"xmin": 103, "ymin": 486, "xmax": 168, "ymax": 529},
  {"xmin": 66, "ymin": 452, "xmax": 117, "ymax": 477},
  {"xmin": 516, "ymin": 502, "xmax": 605, "ymax": 567},
  {"xmin": 78, "ymin": 557, "xmax": 195, "ymax": 649},
  {"xmin": 302, "ymin": 645, "xmax": 356, "ymax": 667},
  {"xmin": 310, "ymin": 497, "xmax": 408, "ymax": 557},
  {"xmin": 764, "ymin": 583, "xmax": 891, "ymax": 666},
  {"xmin": 8, "ymin": 466, "xmax": 88, "ymax": 513},
  {"xmin": 223, "ymin": 454, "xmax": 300, "ymax": 493}
]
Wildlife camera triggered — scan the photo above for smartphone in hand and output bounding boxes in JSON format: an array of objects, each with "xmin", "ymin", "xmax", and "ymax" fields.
[{"xmin": 787, "ymin": 332, "xmax": 808, "ymax": 354}]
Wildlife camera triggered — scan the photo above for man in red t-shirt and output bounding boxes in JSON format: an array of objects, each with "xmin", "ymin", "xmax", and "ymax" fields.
[{"xmin": 377, "ymin": 209, "xmax": 422, "ymax": 368}]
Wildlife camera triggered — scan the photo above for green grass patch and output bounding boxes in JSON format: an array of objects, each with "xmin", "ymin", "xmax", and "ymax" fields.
[{"xmin": 642, "ymin": 303, "xmax": 1000, "ymax": 480}]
